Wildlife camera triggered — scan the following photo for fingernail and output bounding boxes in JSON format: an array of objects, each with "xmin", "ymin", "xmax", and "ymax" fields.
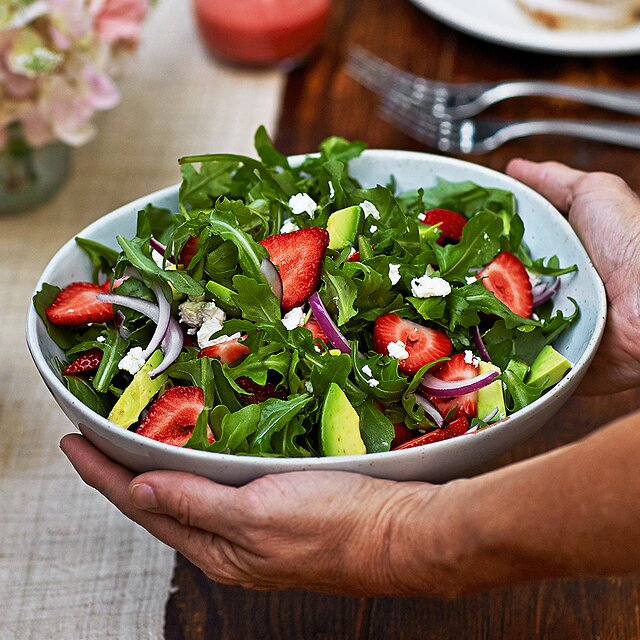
[{"xmin": 131, "ymin": 483, "xmax": 158, "ymax": 510}]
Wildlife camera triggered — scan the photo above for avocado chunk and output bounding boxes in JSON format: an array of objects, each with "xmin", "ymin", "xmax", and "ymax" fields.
[
  {"xmin": 327, "ymin": 205, "xmax": 363, "ymax": 250},
  {"xmin": 526, "ymin": 345, "xmax": 572, "ymax": 391},
  {"xmin": 320, "ymin": 382, "xmax": 366, "ymax": 456},
  {"xmin": 108, "ymin": 350, "xmax": 168, "ymax": 428},
  {"xmin": 477, "ymin": 361, "xmax": 506, "ymax": 423}
]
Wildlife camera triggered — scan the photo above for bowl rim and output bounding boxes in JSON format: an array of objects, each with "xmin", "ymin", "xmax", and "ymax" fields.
[{"xmin": 25, "ymin": 149, "xmax": 607, "ymax": 468}]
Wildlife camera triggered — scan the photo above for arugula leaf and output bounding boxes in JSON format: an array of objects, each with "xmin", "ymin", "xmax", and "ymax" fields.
[
  {"xmin": 231, "ymin": 274, "xmax": 282, "ymax": 325},
  {"xmin": 65, "ymin": 374, "xmax": 111, "ymax": 417},
  {"xmin": 32, "ymin": 283, "xmax": 77, "ymax": 350},
  {"xmin": 206, "ymin": 404, "xmax": 262, "ymax": 454},
  {"xmin": 92, "ymin": 326, "xmax": 128, "ymax": 393},
  {"xmin": 355, "ymin": 400, "xmax": 394, "ymax": 453},
  {"xmin": 320, "ymin": 257, "xmax": 358, "ymax": 326},
  {"xmin": 75, "ymin": 237, "xmax": 119, "ymax": 281}
]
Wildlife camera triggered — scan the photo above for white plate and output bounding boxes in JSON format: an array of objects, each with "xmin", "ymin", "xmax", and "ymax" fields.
[{"xmin": 409, "ymin": 0, "xmax": 640, "ymax": 56}]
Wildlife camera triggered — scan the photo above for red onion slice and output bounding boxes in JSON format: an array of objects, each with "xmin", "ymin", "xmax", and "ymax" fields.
[
  {"xmin": 532, "ymin": 277, "xmax": 560, "ymax": 307},
  {"xmin": 420, "ymin": 369, "xmax": 499, "ymax": 397},
  {"xmin": 97, "ymin": 293, "xmax": 183, "ymax": 378},
  {"xmin": 471, "ymin": 325, "xmax": 491, "ymax": 362},
  {"xmin": 114, "ymin": 310, "xmax": 131, "ymax": 339},
  {"xmin": 410, "ymin": 393, "xmax": 444, "ymax": 428},
  {"xmin": 142, "ymin": 280, "xmax": 172, "ymax": 360},
  {"xmin": 308, "ymin": 292, "xmax": 351, "ymax": 354},
  {"xmin": 150, "ymin": 237, "xmax": 172, "ymax": 261},
  {"xmin": 260, "ymin": 258, "xmax": 283, "ymax": 302}
]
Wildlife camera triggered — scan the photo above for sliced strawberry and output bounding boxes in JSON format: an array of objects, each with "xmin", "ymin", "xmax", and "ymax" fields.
[
  {"xmin": 392, "ymin": 416, "xmax": 469, "ymax": 450},
  {"xmin": 198, "ymin": 338, "xmax": 250, "ymax": 364},
  {"xmin": 259, "ymin": 226, "xmax": 330, "ymax": 312},
  {"xmin": 372, "ymin": 313, "xmax": 452, "ymax": 375},
  {"xmin": 428, "ymin": 353, "xmax": 479, "ymax": 421},
  {"xmin": 235, "ymin": 376, "xmax": 288, "ymax": 404},
  {"xmin": 46, "ymin": 281, "xmax": 115, "ymax": 326},
  {"xmin": 179, "ymin": 236, "xmax": 200, "ymax": 267},
  {"xmin": 346, "ymin": 250, "xmax": 361, "ymax": 262},
  {"xmin": 422, "ymin": 208, "xmax": 467, "ymax": 244},
  {"xmin": 304, "ymin": 317, "xmax": 328, "ymax": 343},
  {"xmin": 137, "ymin": 386, "xmax": 211, "ymax": 447},
  {"xmin": 478, "ymin": 251, "xmax": 533, "ymax": 318},
  {"xmin": 391, "ymin": 422, "xmax": 416, "ymax": 448},
  {"xmin": 63, "ymin": 347, "xmax": 103, "ymax": 375}
]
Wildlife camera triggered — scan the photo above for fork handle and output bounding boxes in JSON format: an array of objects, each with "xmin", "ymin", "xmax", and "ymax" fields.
[
  {"xmin": 493, "ymin": 120, "xmax": 640, "ymax": 150},
  {"xmin": 484, "ymin": 81, "xmax": 640, "ymax": 116}
]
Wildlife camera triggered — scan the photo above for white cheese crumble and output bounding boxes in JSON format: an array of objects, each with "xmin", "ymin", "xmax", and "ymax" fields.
[
  {"xmin": 313, "ymin": 344, "xmax": 322, "ymax": 353},
  {"xmin": 328, "ymin": 180, "xmax": 335, "ymax": 199},
  {"xmin": 197, "ymin": 317, "xmax": 226, "ymax": 349},
  {"xmin": 179, "ymin": 300, "xmax": 226, "ymax": 335},
  {"xmin": 288, "ymin": 192, "xmax": 317, "ymax": 217},
  {"xmin": 360, "ymin": 200, "xmax": 380, "ymax": 220},
  {"xmin": 201, "ymin": 332, "xmax": 242, "ymax": 350},
  {"xmin": 305, "ymin": 380, "xmax": 314, "ymax": 394},
  {"xmin": 410, "ymin": 273, "xmax": 452, "ymax": 299},
  {"xmin": 388, "ymin": 263, "xmax": 401, "ymax": 285},
  {"xmin": 369, "ymin": 224, "xmax": 378, "ymax": 234},
  {"xmin": 118, "ymin": 346, "xmax": 146, "ymax": 375},
  {"xmin": 280, "ymin": 218, "xmax": 299, "ymax": 234},
  {"xmin": 464, "ymin": 350, "xmax": 480, "ymax": 367},
  {"xmin": 367, "ymin": 378, "xmax": 380, "ymax": 388},
  {"xmin": 362, "ymin": 364, "xmax": 373, "ymax": 377},
  {"xmin": 96, "ymin": 335, "xmax": 106, "ymax": 343},
  {"xmin": 465, "ymin": 275, "xmax": 478, "ymax": 285},
  {"xmin": 387, "ymin": 340, "xmax": 409, "ymax": 360},
  {"xmin": 417, "ymin": 212, "xmax": 426, "ymax": 222},
  {"xmin": 281, "ymin": 306, "xmax": 306, "ymax": 330}
]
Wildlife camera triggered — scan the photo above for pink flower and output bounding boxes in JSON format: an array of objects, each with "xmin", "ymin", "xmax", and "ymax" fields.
[
  {"xmin": 81, "ymin": 64, "xmax": 121, "ymax": 110},
  {"xmin": 18, "ymin": 106, "xmax": 55, "ymax": 147},
  {"xmin": 93, "ymin": 0, "xmax": 149, "ymax": 47}
]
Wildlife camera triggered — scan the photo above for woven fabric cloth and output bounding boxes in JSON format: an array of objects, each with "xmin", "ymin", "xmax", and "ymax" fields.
[{"xmin": 0, "ymin": 1, "xmax": 283, "ymax": 637}]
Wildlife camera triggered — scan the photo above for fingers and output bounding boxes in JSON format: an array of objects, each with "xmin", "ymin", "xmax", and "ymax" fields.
[
  {"xmin": 128, "ymin": 470, "xmax": 245, "ymax": 534},
  {"xmin": 506, "ymin": 159, "xmax": 586, "ymax": 214}
]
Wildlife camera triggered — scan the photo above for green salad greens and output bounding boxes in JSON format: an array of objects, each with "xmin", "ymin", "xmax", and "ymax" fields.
[{"xmin": 34, "ymin": 127, "xmax": 578, "ymax": 457}]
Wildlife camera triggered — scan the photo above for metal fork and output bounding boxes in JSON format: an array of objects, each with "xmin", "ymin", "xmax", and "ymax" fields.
[
  {"xmin": 380, "ymin": 99, "xmax": 640, "ymax": 154},
  {"xmin": 346, "ymin": 46, "xmax": 640, "ymax": 119}
]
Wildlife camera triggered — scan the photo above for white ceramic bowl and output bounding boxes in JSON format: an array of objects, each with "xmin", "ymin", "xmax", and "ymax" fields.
[{"xmin": 26, "ymin": 150, "xmax": 606, "ymax": 485}]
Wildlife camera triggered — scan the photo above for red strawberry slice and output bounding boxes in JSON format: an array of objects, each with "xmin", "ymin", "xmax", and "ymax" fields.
[
  {"xmin": 235, "ymin": 376, "xmax": 288, "ymax": 404},
  {"xmin": 346, "ymin": 250, "xmax": 361, "ymax": 262},
  {"xmin": 259, "ymin": 226, "xmax": 330, "ymax": 312},
  {"xmin": 179, "ymin": 236, "xmax": 200, "ymax": 267},
  {"xmin": 428, "ymin": 353, "xmax": 479, "ymax": 421},
  {"xmin": 63, "ymin": 347, "xmax": 103, "ymax": 375},
  {"xmin": 198, "ymin": 338, "xmax": 250, "ymax": 364},
  {"xmin": 478, "ymin": 251, "xmax": 533, "ymax": 318},
  {"xmin": 392, "ymin": 416, "xmax": 469, "ymax": 450},
  {"xmin": 372, "ymin": 313, "xmax": 452, "ymax": 375},
  {"xmin": 46, "ymin": 281, "xmax": 115, "ymax": 326},
  {"xmin": 304, "ymin": 317, "xmax": 328, "ymax": 343},
  {"xmin": 137, "ymin": 386, "xmax": 211, "ymax": 447},
  {"xmin": 422, "ymin": 208, "xmax": 467, "ymax": 244},
  {"xmin": 391, "ymin": 422, "xmax": 416, "ymax": 448}
]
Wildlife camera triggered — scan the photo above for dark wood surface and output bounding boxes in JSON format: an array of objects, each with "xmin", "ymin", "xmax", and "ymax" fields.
[{"xmin": 166, "ymin": 0, "xmax": 640, "ymax": 637}]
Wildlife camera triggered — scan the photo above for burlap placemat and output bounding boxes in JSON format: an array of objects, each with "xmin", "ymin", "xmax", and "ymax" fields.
[{"xmin": 0, "ymin": 1, "xmax": 283, "ymax": 637}]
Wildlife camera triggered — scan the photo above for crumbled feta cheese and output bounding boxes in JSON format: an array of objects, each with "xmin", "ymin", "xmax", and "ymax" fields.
[
  {"xmin": 465, "ymin": 275, "xmax": 477, "ymax": 285},
  {"xmin": 367, "ymin": 378, "xmax": 380, "ymax": 388},
  {"xmin": 532, "ymin": 313, "xmax": 539, "ymax": 321},
  {"xmin": 118, "ymin": 346, "xmax": 146, "ymax": 375},
  {"xmin": 410, "ymin": 273, "xmax": 452, "ymax": 298},
  {"xmin": 328, "ymin": 180, "xmax": 335, "ymax": 199},
  {"xmin": 179, "ymin": 301, "xmax": 225, "ymax": 335},
  {"xmin": 288, "ymin": 192, "xmax": 317, "ymax": 217},
  {"xmin": 464, "ymin": 350, "xmax": 480, "ymax": 367},
  {"xmin": 387, "ymin": 340, "xmax": 409, "ymax": 360},
  {"xmin": 360, "ymin": 200, "xmax": 380, "ymax": 220},
  {"xmin": 305, "ymin": 380, "xmax": 314, "ymax": 394},
  {"xmin": 313, "ymin": 345, "xmax": 322, "ymax": 353},
  {"xmin": 200, "ymin": 332, "xmax": 242, "ymax": 350},
  {"xmin": 281, "ymin": 306, "xmax": 306, "ymax": 330},
  {"xmin": 388, "ymin": 263, "xmax": 401, "ymax": 285},
  {"xmin": 417, "ymin": 212, "xmax": 426, "ymax": 222},
  {"xmin": 280, "ymin": 219, "xmax": 299, "ymax": 234},
  {"xmin": 197, "ymin": 317, "xmax": 227, "ymax": 349},
  {"xmin": 96, "ymin": 335, "xmax": 106, "ymax": 343},
  {"xmin": 369, "ymin": 224, "xmax": 378, "ymax": 234},
  {"xmin": 362, "ymin": 364, "xmax": 373, "ymax": 377}
]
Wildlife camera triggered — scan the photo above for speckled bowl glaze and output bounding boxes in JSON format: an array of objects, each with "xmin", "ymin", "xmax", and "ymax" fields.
[{"xmin": 26, "ymin": 150, "xmax": 606, "ymax": 485}]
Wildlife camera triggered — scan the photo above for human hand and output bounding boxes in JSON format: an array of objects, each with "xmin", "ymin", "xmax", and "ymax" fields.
[
  {"xmin": 60, "ymin": 433, "xmax": 464, "ymax": 596},
  {"xmin": 507, "ymin": 160, "xmax": 640, "ymax": 395}
]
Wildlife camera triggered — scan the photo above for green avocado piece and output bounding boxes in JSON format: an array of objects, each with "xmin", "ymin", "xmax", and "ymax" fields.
[
  {"xmin": 526, "ymin": 345, "xmax": 572, "ymax": 391},
  {"xmin": 327, "ymin": 205, "xmax": 363, "ymax": 250},
  {"xmin": 477, "ymin": 361, "xmax": 506, "ymax": 423},
  {"xmin": 320, "ymin": 382, "xmax": 366, "ymax": 456},
  {"xmin": 108, "ymin": 350, "xmax": 168, "ymax": 428}
]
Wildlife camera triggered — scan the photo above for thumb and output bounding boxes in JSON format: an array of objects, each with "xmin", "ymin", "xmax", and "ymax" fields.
[
  {"xmin": 506, "ymin": 159, "xmax": 586, "ymax": 214},
  {"xmin": 129, "ymin": 471, "xmax": 244, "ymax": 534}
]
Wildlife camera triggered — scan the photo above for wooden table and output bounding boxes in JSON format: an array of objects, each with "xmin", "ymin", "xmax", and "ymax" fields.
[{"xmin": 165, "ymin": 1, "xmax": 640, "ymax": 637}]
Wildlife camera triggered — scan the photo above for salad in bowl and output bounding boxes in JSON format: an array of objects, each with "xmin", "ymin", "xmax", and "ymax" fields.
[{"xmin": 28, "ymin": 128, "xmax": 605, "ymax": 483}]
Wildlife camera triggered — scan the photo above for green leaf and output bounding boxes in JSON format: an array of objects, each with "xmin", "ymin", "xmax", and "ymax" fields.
[
  {"xmin": 320, "ymin": 256, "xmax": 358, "ymax": 325},
  {"xmin": 32, "ymin": 283, "xmax": 77, "ymax": 350},
  {"xmin": 254, "ymin": 125, "xmax": 290, "ymax": 170},
  {"xmin": 231, "ymin": 274, "xmax": 282, "ymax": 325},
  {"xmin": 75, "ymin": 237, "xmax": 119, "ymax": 281},
  {"xmin": 355, "ymin": 400, "xmax": 394, "ymax": 453},
  {"xmin": 207, "ymin": 404, "xmax": 262, "ymax": 454},
  {"xmin": 65, "ymin": 374, "xmax": 111, "ymax": 417},
  {"xmin": 92, "ymin": 327, "xmax": 128, "ymax": 393}
]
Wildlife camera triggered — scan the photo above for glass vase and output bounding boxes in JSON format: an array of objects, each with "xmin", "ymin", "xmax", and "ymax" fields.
[{"xmin": 0, "ymin": 127, "xmax": 70, "ymax": 215}]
